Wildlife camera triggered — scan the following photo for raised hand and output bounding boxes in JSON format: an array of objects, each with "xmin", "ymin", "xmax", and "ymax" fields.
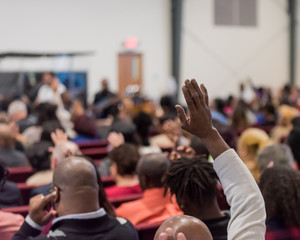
[
  {"xmin": 175, "ymin": 79, "xmax": 214, "ymax": 139},
  {"xmin": 158, "ymin": 228, "xmax": 186, "ymax": 240},
  {"xmin": 107, "ymin": 132, "xmax": 125, "ymax": 148},
  {"xmin": 176, "ymin": 79, "xmax": 229, "ymax": 159}
]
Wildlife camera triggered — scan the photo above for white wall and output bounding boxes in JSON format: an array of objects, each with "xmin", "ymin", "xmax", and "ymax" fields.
[
  {"xmin": 0, "ymin": 0, "xmax": 171, "ymax": 102},
  {"xmin": 180, "ymin": 0, "xmax": 289, "ymax": 101}
]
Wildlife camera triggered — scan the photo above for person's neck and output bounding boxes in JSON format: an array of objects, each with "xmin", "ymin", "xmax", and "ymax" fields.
[
  {"xmin": 115, "ymin": 174, "xmax": 139, "ymax": 187},
  {"xmin": 186, "ymin": 201, "xmax": 224, "ymax": 221},
  {"xmin": 58, "ymin": 193, "xmax": 100, "ymax": 216}
]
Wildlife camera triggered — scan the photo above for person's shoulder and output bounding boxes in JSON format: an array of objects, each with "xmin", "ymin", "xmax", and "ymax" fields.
[
  {"xmin": 0, "ymin": 210, "xmax": 24, "ymax": 225},
  {"xmin": 110, "ymin": 216, "xmax": 138, "ymax": 239}
]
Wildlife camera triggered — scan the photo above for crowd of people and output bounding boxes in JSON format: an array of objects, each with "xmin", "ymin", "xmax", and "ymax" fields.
[{"xmin": 0, "ymin": 73, "xmax": 299, "ymax": 239}]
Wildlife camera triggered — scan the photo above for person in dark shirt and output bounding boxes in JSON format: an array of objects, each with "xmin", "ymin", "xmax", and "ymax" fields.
[
  {"xmin": 164, "ymin": 155, "xmax": 230, "ymax": 240},
  {"xmin": 12, "ymin": 156, "xmax": 138, "ymax": 240}
]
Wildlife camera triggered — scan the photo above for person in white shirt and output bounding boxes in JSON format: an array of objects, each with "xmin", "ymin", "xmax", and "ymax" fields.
[
  {"xmin": 157, "ymin": 79, "xmax": 266, "ymax": 240},
  {"xmin": 36, "ymin": 72, "xmax": 66, "ymax": 105}
]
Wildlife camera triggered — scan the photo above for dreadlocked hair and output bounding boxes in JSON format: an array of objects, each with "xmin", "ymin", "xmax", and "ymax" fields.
[
  {"xmin": 259, "ymin": 166, "xmax": 300, "ymax": 227},
  {"xmin": 164, "ymin": 156, "xmax": 219, "ymax": 206}
]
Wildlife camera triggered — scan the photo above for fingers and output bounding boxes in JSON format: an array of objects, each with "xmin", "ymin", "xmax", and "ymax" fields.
[
  {"xmin": 185, "ymin": 79, "xmax": 202, "ymax": 109},
  {"xmin": 191, "ymin": 79, "xmax": 204, "ymax": 106},
  {"xmin": 177, "ymin": 233, "xmax": 186, "ymax": 240},
  {"xmin": 159, "ymin": 233, "xmax": 168, "ymax": 240},
  {"xmin": 182, "ymin": 85, "xmax": 196, "ymax": 114},
  {"xmin": 200, "ymin": 83, "xmax": 209, "ymax": 107},
  {"xmin": 39, "ymin": 191, "xmax": 57, "ymax": 209},
  {"xmin": 175, "ymin": 105, "xmax": 188, "ymax": 129},
  {"xmin": 41, "ymin": 209, "xmax": 57, "ymax": 223}
]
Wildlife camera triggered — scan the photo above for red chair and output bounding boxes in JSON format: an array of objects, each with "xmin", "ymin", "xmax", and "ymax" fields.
[
  {"xmin": 1, "ymin": 205, "xmax": 29, "ymax": 217},
  {"xmin": 81, "ymin": 147, "xmax": 109, "ymax": 159},
  {"xmin": 109, "ymin": 193, "xmax": 143, "ymax": 208},
  {"xmin": 8, "ymin": 166, "xmax": 35, "ymax": 183},
  {"xmin": 135, "ymin": 221, "xmax": 163, "ymax": 240},
  {"xmin": 78, "ymin": 140, "xmax": 108, "ymax": 150}
]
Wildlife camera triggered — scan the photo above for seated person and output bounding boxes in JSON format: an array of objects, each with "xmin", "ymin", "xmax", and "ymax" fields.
[
  {"xmin": 260, "ymin": 166, "xmax": 300, "ymax": 239},
  {"xmin": 257, "ymin": 144, "xmax": 295, "ymax": 173},
  {"xmin": 105, "ymin": 143, "xmax": 142, "ymax": 198},
  {"xmin": 115, "ymin": 153, "xmax": 182, "ymax": 225},
  {"xmin": 0, "ymin": 123, "xmax": 28, "ymax": 167},
  {"xmin": 157, "ymin": 79, "xmax": 265, "ymax": 239},
  {"xmin": 25, "ymin": 141, "xmax": 53, "ymax": 185},
  {"xmin": 0, "ymin": 162, "xmax": 24, "ymax": 240},
  {"xmin": 287, "ymin": 127, "xmax": 300, "ymax": 169},
  {"xmin": 237, "ymin": 128, "xmax": 272, "ymax": 181},
  {"xmin": 0, "ymin": 160, "xmax": 22, "ymax": 208},
  {"xmin": 164, "ymin": 156, "xmax": 230, "ymax": 240},
  {"xmin": 12, "ymin": 156, "xmax": 138, "ymax": 240},
  {"xmin": 155, "ymin": 215, "xmax": 212, "ymax": 240}
]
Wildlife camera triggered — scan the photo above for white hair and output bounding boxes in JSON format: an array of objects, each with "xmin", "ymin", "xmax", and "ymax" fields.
[{"xmin": 8, "ymin": 100, "xmax": 27, "ymax": 116}]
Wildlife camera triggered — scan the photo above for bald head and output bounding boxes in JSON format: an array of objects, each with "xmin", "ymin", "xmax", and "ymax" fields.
[
  {"xmin": 0, "ymin": 123, "xmax": 14, "ymax": 148},
  {"xmin": 137, "ymin": 153, "xmax": 170, "ymax": 189},
  {"xmin": 53, "ymin": 156, "xmax": 98, "ymax": 190},
  {"xmin": 154, "ymin": 215, "xmax": 213, "ymax": 240}
]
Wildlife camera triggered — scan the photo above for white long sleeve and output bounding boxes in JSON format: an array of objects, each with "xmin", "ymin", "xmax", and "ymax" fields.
[{"xmin": 213, "ymin": 149, "xmax": 266, "ymax": 240}]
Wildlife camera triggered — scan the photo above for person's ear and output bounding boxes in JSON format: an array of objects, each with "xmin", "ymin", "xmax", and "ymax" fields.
[
  {"xmin": 110, "ymin": 162, "xmax": 117, "ymax": 177},
  {"xmin": 52, "ymin": 186, "xmax": 60, "ymax": 203}
]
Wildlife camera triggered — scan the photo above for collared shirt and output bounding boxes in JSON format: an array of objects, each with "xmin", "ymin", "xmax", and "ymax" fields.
[{"xmin": 115, "ymin": 188, "xmax": 183, "ymax": 225}]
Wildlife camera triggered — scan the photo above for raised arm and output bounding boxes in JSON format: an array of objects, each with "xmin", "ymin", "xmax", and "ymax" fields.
[{"xmin": 175, "ymin": 79, "xmax": 266, "ymax": 240}]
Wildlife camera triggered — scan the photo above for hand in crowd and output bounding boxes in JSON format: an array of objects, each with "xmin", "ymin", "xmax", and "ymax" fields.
[
  {"xmin": 158, "ymin": 228, "xmax": 186, "ymax": 240},
  {"xmin": 28, "ymin": 192, "xmax": 57, "ymax": 226},
  {"xmin": 71, "ymin": 100, "xmax": 84, "ymax": 118},
  {"xmin": 107, "ymin": 132, "xmax": 125, "ymax": 148},
  {"xmin": 51, "ymin": 129, "xmax": 68, "ymax": 146},
  {"xmin": 175, "ymin": 79, "xmax": 214, "ymax": 139},
  {"xmin": 168, "ymin": 145, "xmax": 196, "ymax": 161}
]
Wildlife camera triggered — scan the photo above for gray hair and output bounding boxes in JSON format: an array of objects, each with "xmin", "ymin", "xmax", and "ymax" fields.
[
  {"xmin": 257, "ymin": 144, "xmax": 295, "ymax": 173},
  {"xmin": 8, "ymin": 100, "xmax": 27, "ymax": 116}
]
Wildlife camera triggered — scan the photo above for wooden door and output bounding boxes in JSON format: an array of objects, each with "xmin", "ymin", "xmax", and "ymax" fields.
[{"xmin": 118, "ymin": 53, "xmax": 142, "ymax": 96}]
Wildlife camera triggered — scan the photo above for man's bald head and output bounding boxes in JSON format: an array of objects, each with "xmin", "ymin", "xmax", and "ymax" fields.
[
  {"xmin": 53, "ymin": 156, "xmax": 98, "ymax": 191},
  {"xmin": 154, "ymin": 215, "xmax": 213, "ymax": 240},
  {"xmin": 0, "ymin": 123, "xmax": 14, "ymax": 148},
  {"xmin": 137, "ymin": 153, "xmax": 170, "ymax": 189}
]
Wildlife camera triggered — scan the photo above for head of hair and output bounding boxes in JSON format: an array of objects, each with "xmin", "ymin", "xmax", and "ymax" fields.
[
  {"xmin": 43, "ymin": 72, "xmax": 56, "ymax": 78},
  {"xmin": 40, "ymin": 121, "xmax": 64, "ymax": 142},
  {"xmin": 110, "ymin": 120, "xmax": 138, "ymax": 145},
  {"xmin": 154, "ymin": 215, "xmax": 213, "ymax": 240},
  {"xmin": 287, "ymin": 127, "xmax": 300, "ymax": 167},
  {"xmin": 231, "ymin": 99, "xmax": 248, "ymax": 129},
  {"xmin": 35, "ymin": 103, "xmax": 59, "ymax": 126},
  {"xmin": 160, "ymin": 95, "xmax": 176, "ymax": 112},
  {"xmin": 164, "ymin": 156, "xmax": 219, "ymax": 208},
  {"xmin": 291, "ymin": 116, "xmax": 300, "ymax": 128},
  {"xmin": 0, "ymin": 123, "xmax": 14, "ymax": 148},
  {"xmin": 259, "ymin": 166, "xmax": 300, "ymax": 227},
  {"xmin": 137, "ymin": 153, "xmax": 170, "ymax": 189},
  {"xmin": 25, "ymin": 141, "xmax": 52, "ymax": 171},
  {"xmin": 109, "ymin": 143, "xmax": 140, "ymax": 176},
  {"xmin": 0, "ymin": 160, "xmax": 8, "ymax": 190},
  {"xmin": 190, "ymin": 137, "xmax": 209, "ymax": 159},
  {"xmin": 8, "ymin": 100, "xmax": 27, "ymax": 117},
  {"xmin": 133, "ymin": 111, "xmax": 152, "ymax": 146},
  {"xmin": 257, "ymin": 144, "xmax": 294, "ymax": 173}
]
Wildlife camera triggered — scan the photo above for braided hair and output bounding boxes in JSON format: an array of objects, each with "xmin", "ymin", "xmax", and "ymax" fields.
[
  {"xmin": 259, "ymin": 166, "xmax": 300, "ymax": 227},
  {"xmin": 164, "ymin": 156, "xmax": 219, "ymax": 207}
]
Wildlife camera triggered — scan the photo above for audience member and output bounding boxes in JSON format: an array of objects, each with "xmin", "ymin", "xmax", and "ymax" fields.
[
  {"xmin": 164, "ymin": 79, "xmax": 266, "ymax": 239},
  {"xmin": 115, "ymin": 153, "xmax": 182, "ymax": 225},
  {"xmin": 287, "ymin": 127, "xmax": 300, "ymax": 169},
  {"xmin": 189, "ymin": 136, "xmax": 209, "ymax": 159},
  {"xmin": 237, "ymin": 128, "xmax": 272, "ymax": 180},
  {"xmin": 164, "ymin": 156, "xmax": 229, "ymax": 240},
  {"xmin": 155, "ymin": 215, "xmax": 213, "ymax": 240},
  {"xmin": 8, "ymin": 100, "xmax": 34, "ymax": 133},
  {"xmin": 12, "ymin": 156, "xmax": 138, "ymax": 239},
  {"xmin": 25, "ymin": 141, "xmax": 53, "ymax": 185},
  {"xmin": 0, "ymin": 161, "xmax": 24, "ymax": 240},
  {"xmin": 0, "ymin": 123, "xmax": 28, "ymax": 167},
  {"xmin": 105, "ymin": 143, "xmax": 141, "ymax": 198},
  {"xmin": 257, "ymin": 144, "xmax": 295, "ymax": 174},
  {"xmin": 259, "ymin": 167, "xmax": 300, "ymax": 239},
  {"xmin": 35, "ymin": 72, "xmax": 66, "ymax": 105}
]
